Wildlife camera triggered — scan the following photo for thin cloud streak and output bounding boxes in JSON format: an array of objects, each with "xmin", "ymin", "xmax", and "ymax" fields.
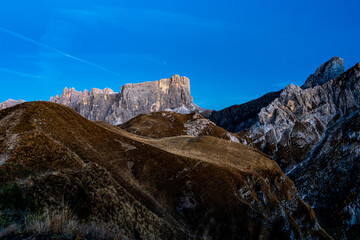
[
  {"xmin": 59, "ymin": 7, "xmax": 241, "ymax": 32},
  {"xmin": 0, "ymin": 67, "xmax": 43, "ymax": 79},
  {"xmin": 0, "ymin": 26, "xmax": 122, "ymax": 78}
]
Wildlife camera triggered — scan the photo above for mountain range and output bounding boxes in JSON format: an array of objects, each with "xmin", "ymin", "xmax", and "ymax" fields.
[
  {"xmin": 49, "ymin": 74, "xmax": 201, "ymax": 125},
  {"xmin": 0, "ymin": 56, "xmax": 359, "ymax": 239}
]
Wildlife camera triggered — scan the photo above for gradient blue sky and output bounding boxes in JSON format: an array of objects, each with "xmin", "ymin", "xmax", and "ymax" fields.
[{"xmin": 0, "ymin": 0, "xmax": 359, "ymax": 110}]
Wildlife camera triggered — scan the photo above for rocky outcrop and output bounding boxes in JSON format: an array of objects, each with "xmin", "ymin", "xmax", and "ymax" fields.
[
  {"xmin": 244, "ymin": 62, "xmax": 360, "ymax": 172},
  {"xmin": 207, "ymin": 57, "xmax": 345, "ymax": 135},
  {"xmin": 0, "ymin": 99, "xmax": 25, "ymax": 110},
  {"xmin": 50, "ymin": 75, "xmax": 201, "ymax": 124},
  {"xmin": 214, "ymin": 58, "xmax": 359, "ymax": 239},
  {"xmin": 301, "ymin": 56, "xmax": 344, "ymax": 89},
  {"xmin": 288, "ymin": 110, "xmax": 360, "ymax": 240}
]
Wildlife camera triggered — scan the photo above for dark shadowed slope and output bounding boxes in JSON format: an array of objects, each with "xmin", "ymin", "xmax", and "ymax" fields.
[{"xmin": 289, "ymin": 110, "xmax": 360, "ymax": 240}]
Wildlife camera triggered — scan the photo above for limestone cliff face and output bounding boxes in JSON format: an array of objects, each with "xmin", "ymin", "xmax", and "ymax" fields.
[
  {"xmin": 244, "ymin": 63, "xmax": 360, "ymax": 172},
  {"xmin": 208, "ymin": 57, "xmax": 345, "ymax": 134},
  {"xmin": 50, "ymin": 75, "xmax": 200, "ymax": 124},
  {"xmin": 235, "ymin": 60, "xmax": 360, "ymax": 238},
  {"xmin": 50, "ymin": 87, "xmax": 118, "ymax": 123}
]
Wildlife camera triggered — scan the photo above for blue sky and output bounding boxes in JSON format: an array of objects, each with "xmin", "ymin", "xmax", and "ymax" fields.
[{"xmin": 0, "ymin": 0, "xmax": 359, "ymax": 110}]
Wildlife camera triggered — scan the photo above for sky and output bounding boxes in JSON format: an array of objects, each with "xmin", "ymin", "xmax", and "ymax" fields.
[{"xmin": 0, "ymin": 0, "xmax": 359, "ymax": 110}]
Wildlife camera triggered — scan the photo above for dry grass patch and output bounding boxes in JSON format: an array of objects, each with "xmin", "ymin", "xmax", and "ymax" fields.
[{"xmin": 1, "ymin": 207, "xmax": 125, "ymax": 240}]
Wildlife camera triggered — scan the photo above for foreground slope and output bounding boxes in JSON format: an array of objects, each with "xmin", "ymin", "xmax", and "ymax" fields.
[
  {"xmin": 0, "ymin": 102, "xmax": 331, "ymax": 239},
  {"xmin": 0, "ymin": 102, "xmax": 187, "ymax": 239}
]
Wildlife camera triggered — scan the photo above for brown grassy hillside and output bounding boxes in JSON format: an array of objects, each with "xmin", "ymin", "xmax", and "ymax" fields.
[
  {"xmin": 119, "ymin": 111, "xmax": 241, "ymax": 142},
  {"xmin": 0, "ymin": 102, "xmax": 331, "ymax": 239}
]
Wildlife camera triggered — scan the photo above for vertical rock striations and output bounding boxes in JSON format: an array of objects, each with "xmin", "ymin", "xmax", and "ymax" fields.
[{"xmin": 50, "ymin": 75, "xmax": 201, "ymax": 124}]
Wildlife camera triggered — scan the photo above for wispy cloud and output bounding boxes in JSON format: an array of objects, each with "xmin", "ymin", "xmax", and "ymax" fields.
[
  {"xmin": 0, "ymin": 26, "xmax": 122, "ymax": 78},
  {"xmin": 59, "ymin": 7, "xmax": 240, "ymax": 31},
  {"xmin": 0, "ymin": 67, "xmax": 43, "ymax": 79}
]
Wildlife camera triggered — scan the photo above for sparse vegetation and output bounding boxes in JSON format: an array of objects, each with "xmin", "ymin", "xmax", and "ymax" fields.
[
  {"xmin": 0, "ymin": 207, "xmax": 125, "ymax": 240},
  {"xmin": 0, "ymin": 181, "xmax": 124, "ymax": 239}
]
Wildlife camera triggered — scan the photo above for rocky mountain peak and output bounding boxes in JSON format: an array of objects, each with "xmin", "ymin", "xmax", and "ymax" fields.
[
  {"xmin": 301, "ymin": 56, "xmax": 344, "ymax": 89},
  {"xmin": 245, "ymin": 62, "xmax": 360, "ymax": 170},
  {"xmin": 83, "ymin": 89, "xmax": 90, "ymax": 96},
  {"xmin": 281, "ymin": 84, "xmax": 301, "ymax": 95}
]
